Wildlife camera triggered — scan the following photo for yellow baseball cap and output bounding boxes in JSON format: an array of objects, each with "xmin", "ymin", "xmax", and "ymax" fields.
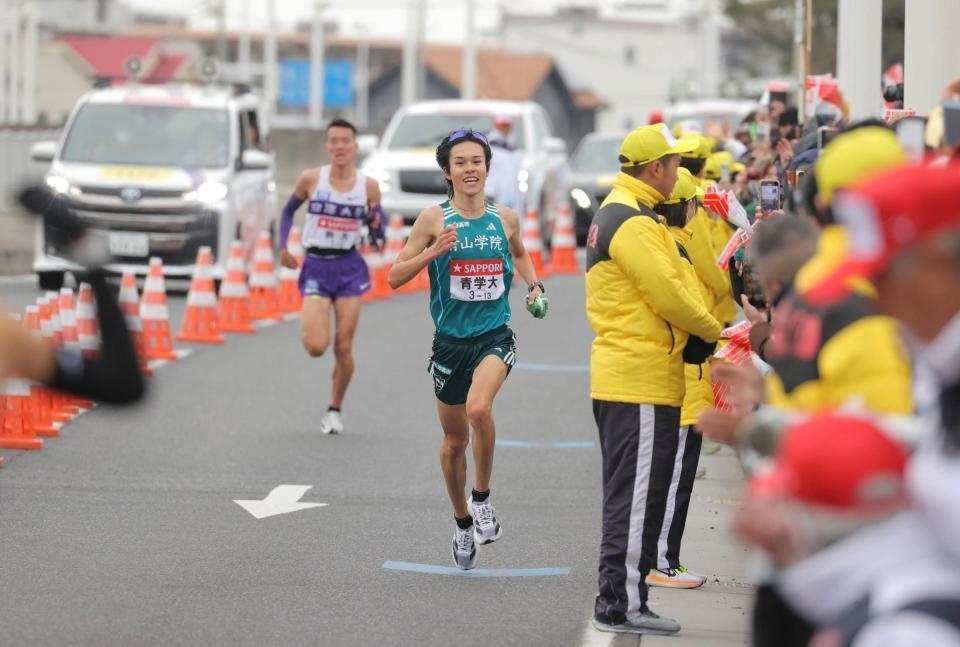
[
  {"xmin": 814, "ymin": 127, "xmax": 906, "ymax": 205},
  {"xmin": 704, "ymin": 151, "xmax": 745, "ymax": 179},
  {"xmin": 680, "ymin": 134, "xmax": 713, "ymax": 159},
  {"xmin": 663, "ymin": 167, "xmax": 706, "ymax": 204},
  {"xmin": 619, "ymin": 123, "xmax": 699, "ymax": 167},
  {"xmin": 672, "ymin": 120, "xmax": 704, "ymax": 138}
]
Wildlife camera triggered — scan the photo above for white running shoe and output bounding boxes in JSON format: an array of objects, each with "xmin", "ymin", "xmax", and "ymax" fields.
[
  {"xmin": 452, "ymin": 524, "xmax": 478, "ymax": 570},
  {"xmin": 468, "ymin": 496, "xmax": 502, "ymax": 545},
  {"xmin": 646, "ymin": 566, "xmax": 708, "ymax": 589},
  {"xmin": 319, "ymin": 410, "xmax": 343, "ymax": 435},
  {"xmin": 592, "ymin": 607, "xmax": 681, "ymax": 635},
  {"xmin": 695, "ymin": 465, "xmax": 706, "ymax": 479}
]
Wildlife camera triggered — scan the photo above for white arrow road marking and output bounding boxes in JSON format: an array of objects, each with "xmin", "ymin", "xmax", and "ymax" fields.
[{"xmin": 234, "ymin": 485, "xmax": 328, "ymax": 520}]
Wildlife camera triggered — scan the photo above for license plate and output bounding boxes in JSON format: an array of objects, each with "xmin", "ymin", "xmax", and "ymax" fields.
[{"xmin": 108, "ymin": 232, "xmax": 150, "ymax": 257}]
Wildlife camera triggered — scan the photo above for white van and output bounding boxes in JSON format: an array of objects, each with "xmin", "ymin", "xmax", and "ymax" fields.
[
  {"xmin": 358, "ymin": 100, "xmax": 570, "ymax": 245},
  {"xmin": 30, "ymin": 83, "xmax": 276, "ymax": 289}
]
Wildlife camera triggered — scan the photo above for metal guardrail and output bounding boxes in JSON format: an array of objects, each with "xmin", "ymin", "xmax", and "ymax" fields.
[{"xmin": 0, "ymin": 127, "xmax": 60, "ymax": 208}]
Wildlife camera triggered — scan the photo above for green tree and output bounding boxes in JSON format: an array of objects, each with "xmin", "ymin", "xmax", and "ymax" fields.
[{"xmin": 724, "ymin": 0, "xmax": 904, "ymax": 77}]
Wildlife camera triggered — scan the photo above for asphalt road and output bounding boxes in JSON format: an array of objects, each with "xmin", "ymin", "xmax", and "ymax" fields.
[{"xmin": 0, "ymin": 270, "xmax": 752, "ymax": 646}]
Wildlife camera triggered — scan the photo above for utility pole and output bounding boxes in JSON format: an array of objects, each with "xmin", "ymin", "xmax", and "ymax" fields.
[
  {"xmin": 238, "ymin": 0, "xmax": 251, "ymax": 81},
  {"xmin": 905, "ymin": 0, "xmax": 960, "ymax": 115},
  {"xmin": 216, "ymin": 0, "xmax": 227, "ymax": 63},
  {"xmin": 0, "ymin": 0, "xmax": 8, "ymax": 125},
  {"xmin": 794, "ymin": 0, "xmax": 811, "ymax": 122},
  {"xmin": 836, "ymin": 0, "xmax": 882, "ymax": 118},
  {"xmin": 264, "ymin": 0, "xmax": 277, "ymax": 123},
  {"xmin": 9, "ymin": 0, "xmax": 21, "ymax": 125},
  {"xmin": 22, "ymin": 0, "xmax": 36, "ymax": 124},
  {"xmin": 402, "ymin": 0, "xmax": 426, "ymax": 106},
  {"xmin": 355, "ymin": 26, "xmax": 369, "ymax": 129},
  {"xmin": 698, "ymin": 0, "xmax": 719, "ymax": 98},
  {"xmin": 461, "ymin": 0, "xmax": 477, "ymax": 100},
  {"xmin": 309, "ymin": 0, "xmax": 325, "ymax": 129}
]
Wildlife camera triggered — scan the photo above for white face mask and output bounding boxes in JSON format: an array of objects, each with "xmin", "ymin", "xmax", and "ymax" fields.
[{"xmin": 906, "ymin": 310, "xmax": 960, "ymax": 385}]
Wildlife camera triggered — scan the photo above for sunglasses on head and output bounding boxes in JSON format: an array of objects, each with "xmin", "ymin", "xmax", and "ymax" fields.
[{"xmin": 448, "ymin": 129, "xmax": 488, "ymax": 145}]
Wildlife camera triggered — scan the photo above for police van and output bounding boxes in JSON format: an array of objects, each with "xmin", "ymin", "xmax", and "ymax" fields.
[{"xmin": 29, "ymin": 80, "xmax": 276, "ymax": 289}]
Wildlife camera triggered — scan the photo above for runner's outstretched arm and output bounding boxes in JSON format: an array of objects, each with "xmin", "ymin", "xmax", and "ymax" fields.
[{"xmin": 387, "ymin": 207, "xmax": 457, "ymax": 289}]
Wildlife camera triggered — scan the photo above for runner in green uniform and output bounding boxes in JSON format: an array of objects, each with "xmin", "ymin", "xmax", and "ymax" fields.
[{"xmin": 388, "ymin": 129, "xmax": 548, "ymax": 570}]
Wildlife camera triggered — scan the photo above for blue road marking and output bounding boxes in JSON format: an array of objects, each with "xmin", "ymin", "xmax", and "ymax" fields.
[
  {"xmin": 513, "ymin": 362, "xmax": 589, "ymax": 373},
  {"xmin": 496, "ymin": 440, "xmax": 596, "ymax": 449},
  {"xmin": 383, "ymin": 561, "xmax": 571, "ymax": 577}
]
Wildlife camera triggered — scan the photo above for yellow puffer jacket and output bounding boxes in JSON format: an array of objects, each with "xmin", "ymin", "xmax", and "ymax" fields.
[
  {"xmin": 686, "ymin": 207, "xmax": 738, "ymax": 325},
  {"xmin": 670, "ymin": 225, "xmax": 717, "ymax": 426},
  {"xmin": 762, "ymin": 224, "xmax": 913, "ymax": 414},
  {"xmin": 585, "ymin": 172, "xmax": 722, "ymax": 406}
]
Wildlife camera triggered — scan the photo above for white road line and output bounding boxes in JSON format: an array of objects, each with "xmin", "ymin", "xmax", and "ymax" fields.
[
  {"xmin": 254, "ymin": 318, "xmax": 281, "ymax": 328},
  {"xmin": 581, "ymin": 620, "xmax": 616, "ymax": 647},
  {"xmin": 146, "ymin": 348, "xmax": 194, "ymax": 370},
  {"xmin": 282, "ymin": 312, "xmax": 301, "ymax": 321}
]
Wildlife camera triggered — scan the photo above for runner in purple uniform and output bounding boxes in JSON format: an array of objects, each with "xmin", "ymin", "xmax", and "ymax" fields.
[{"xmin": 278, "ymin": 119, "xmax": 384, "ymax": 435}]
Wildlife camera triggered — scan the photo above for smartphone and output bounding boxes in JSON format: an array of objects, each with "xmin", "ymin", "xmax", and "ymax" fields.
[
  {"xmin": 756, "ymin": 121, "xmax": 771, "ymax": 140},
  {"xmin": 897, "ymin": 116, "xmax": 928, "ymax": 161},
  {"xmin": 817, "ymin": 126, "xmax": 837, "ymax": 150},
  {"xmin": 720, "ymin": 161, "xmax": 731, "ymax": 183},
  {"xmin": 943, "ymin": 101, "xmax": 960, "ymax": 148},
  {"xmin": 760, "ymin": 179, "xmax": 781, "ymax": 214}
]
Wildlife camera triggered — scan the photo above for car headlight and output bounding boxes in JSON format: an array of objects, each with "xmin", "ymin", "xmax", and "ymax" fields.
[
  {"xmin": 570, "ymin": 188, "xmax": 591, "ymax": 210},
  {"xmin": 185, "ymin": 181, "xmax": 229, "ymax": 204},
  {"xmin": 362, "ymin": 166, "xmax": 391, "ymax": 193},
  {"xmin": 45, "ymin": 175, "xmax": 70, "ymax": 194}
]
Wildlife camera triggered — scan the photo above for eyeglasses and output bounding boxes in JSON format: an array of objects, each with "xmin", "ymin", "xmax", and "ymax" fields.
[{"xmin": 448, "ymin": 129, "xmax": 488, "ymax": 145}]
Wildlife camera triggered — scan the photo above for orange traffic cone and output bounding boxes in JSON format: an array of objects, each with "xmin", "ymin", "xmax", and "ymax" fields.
[
  {"xmin": 248, "ymin": 231, "xmax": 281, "ymax": 320},
  {"xmin": 0, "ymin": 379, "xmax": 43, "ymax": 450},
  {"xmin": 139, "ymin": 257, "xmax": 178, "ymax": 361},
  {"xmin": 59, "ymin": 288, "xmax": 93, "ymax": 410},
  {"xmin": 384, "ymin": 216, "xmax": 418, "ymax": 295},
  {"xmin": 45, "ymin": 291, "xmax": 65, "ymax": 346},
  {"xmin": 177, "ymin": 246, "xmax": 224, "ymax": 344},
  {"xmin": 76, "ymin": 282, "xmax": 100, "ymax": 358},
  {"xmin": 119, "ymin": 272, "xmax": 152, "ymax": 376},
  {"xmin": 548, "ymin": 204, "xmax": 581, "ymax": 274},
  {"xmin": 38, "ymin": 296, "xmax": 76, "ymax": 423},
  {"xmin": 278, "ymin": 226, "xmax": 304, "ymax": 313},
  {"xmin": 219, "ymin": 241, "xmax": 256, "ymax": 333},
  {"xmin": 23, "ymin": 305, "xmax": 59, "ymax": 437},
  {"xmin": 522, "ymin": 209, "xmax": 550, "ymax": 278},
  {"xmin": 367, "ymin": 228, "xmax": 394, "ymax": 301}
]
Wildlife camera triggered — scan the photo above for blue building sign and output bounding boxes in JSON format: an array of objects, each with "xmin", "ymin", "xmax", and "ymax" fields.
[{"xmin": 278, "ymin": 59, "xmax": 354, "ymax": 109}]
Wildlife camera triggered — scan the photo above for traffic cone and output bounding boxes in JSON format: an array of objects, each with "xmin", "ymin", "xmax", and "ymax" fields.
[
  {"xmin": 23, "ymin": 305, "xmax": 59, "ymax": 437},
  {"xmin": 522, "ymin": 209, "xmax": 550, "ymax": 278},
  {"xmin": 76, "ymin": 282, "xmax": 100, "ymax": 358},
  {"xmin": 0, "ymin": 379, "xmax": 44, "ymax": 450},
  {"xmin": 119, "ymin": 272, "xmax": 152, "ymax": 376},
  {"xmin": 248, "ymin": 231, "xmax": 282, "ymax": 320},
  {"xmin": 59, "ymin": 288, "xmax": 93, "ymax": 410},
  {"xmin": 219, "ymin": 240, "xmax": 256, "ymax": 333},
  {"xmin": 139, "ymin": 257, "xmax": 178, "ymax": 361},
  {"xmin": 548, "ymin": 204, "xmax": 581, "ymax": 274},
  {"xmin": 45, "ymin": 291, "xmax": 64, "ymax": 346},
  {"xmin": 177, "ymin": 246, "xmax": 225, "ymax": 344},
  {"xmin": 278, "ymin": 226, "xmax": 304, "ymax": 313},
  {"xmin": 37, "ymin": 296, "xmax": 77, "ymax": 422},
  {"xmin": 367, "ymin": 224, "xmax": 395, "ymax": 301},
  {"xmin": 385, "ymin": 216, "xmax": 418, "ymax": 295}
]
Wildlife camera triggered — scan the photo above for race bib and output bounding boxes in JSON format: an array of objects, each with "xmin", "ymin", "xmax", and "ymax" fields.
[
  {"xmin": 306, "ymin": 215, "xmax": 362, "ymax": 250},
  {"xmin": 450, "ymin": 259, "xmax": 505, "ymax": 302}
]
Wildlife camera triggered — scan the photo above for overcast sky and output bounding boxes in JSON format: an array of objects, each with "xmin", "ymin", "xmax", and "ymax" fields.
[{"xmin": 123, "ymin": 0, "xmax": 571, "ymax": 42}]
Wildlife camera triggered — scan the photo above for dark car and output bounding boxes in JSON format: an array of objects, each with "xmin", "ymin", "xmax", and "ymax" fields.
[{"xmin": 568, "ymin": 132, "xmax": 626, "ymax": 245}]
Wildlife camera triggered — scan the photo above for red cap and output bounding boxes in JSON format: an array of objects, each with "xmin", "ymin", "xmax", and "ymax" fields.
[
  {"xmin": 748, "ymin": 414, "xmax": 908, "ymax": 510},
  {"xmin": 648, "ymin": 111, "xmax": 665, "ymax": 125},
  {"xmin": 493, "ymin": 114, "xmax": 513, "ymax": 126},
  {"xmin": 806, "ymin": 164, "xmax": 960, "ymax": 304}
]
